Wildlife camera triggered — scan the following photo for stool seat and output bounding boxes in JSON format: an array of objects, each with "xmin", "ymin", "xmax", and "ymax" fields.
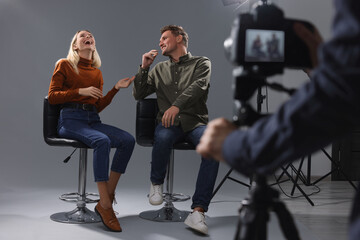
[
  {"xmin": 173, "ymin": 141, "xmax": 195, "ymax": 150},
  {"xmin": 45, "ymin": 137, "xmax": 88, "ymax": 148},
  {"xmin": 43, "ymin": 96, "xmax": 100, "ymax": 224}
]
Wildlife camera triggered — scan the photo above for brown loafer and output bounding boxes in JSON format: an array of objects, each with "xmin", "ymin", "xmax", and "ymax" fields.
[{"xmin": 95, "ymin": 202, "xmax": 122, "ymax": 232}]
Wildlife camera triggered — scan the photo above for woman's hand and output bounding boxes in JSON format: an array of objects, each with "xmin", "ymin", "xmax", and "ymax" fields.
[
  {"xmin": 79, "ymin": 86, "xmax": 103, "ymax": 99},
  {"xmin": 115, "ymin": 76, "xmax": 135, "ymax": 90}
]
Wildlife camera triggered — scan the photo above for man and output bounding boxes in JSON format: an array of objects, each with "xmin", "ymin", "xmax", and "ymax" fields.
[
  {"xmin": 133, "ymin": 25, "xmax": 219, "ymax": 235},
  {"xmin": 197, "ymin": 0, "xmax": 360, "ymax": 239},
  {"xmin": 267, "ymin": 33, "xmax": 280, "ymax": 59}
]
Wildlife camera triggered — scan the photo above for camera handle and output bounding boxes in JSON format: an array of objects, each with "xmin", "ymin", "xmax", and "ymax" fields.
[
  {"xmin": 232, "ymin": 67, "xmax": 297, "ymax": 126},
  {"xmin": 256, "ymin": 87, "xmax": 266, "ymax": 112},
  {"xmin": 232, "ymin": 67, "xmax": 267, "ymax": 126}
]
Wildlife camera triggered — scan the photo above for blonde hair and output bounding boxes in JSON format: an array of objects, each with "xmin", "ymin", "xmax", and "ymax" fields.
[{"xmin": 55, "ymin": 30, "xmax": 101, "ymax": 74}]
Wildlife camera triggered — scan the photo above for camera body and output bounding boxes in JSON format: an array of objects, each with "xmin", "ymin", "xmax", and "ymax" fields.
[{"xmin": 225, "ymin": 1, "xmax": 314, "ymax": 75}]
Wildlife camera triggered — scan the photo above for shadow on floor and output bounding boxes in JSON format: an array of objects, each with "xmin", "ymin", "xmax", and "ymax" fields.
[{"xmin": 79, "ymin": 213, "xmax": 318, "ymax": 240}]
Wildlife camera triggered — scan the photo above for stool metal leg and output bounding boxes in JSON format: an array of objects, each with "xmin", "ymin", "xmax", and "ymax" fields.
[
  {"xmin": 139, "ymin": 149, "xmax": 190, "ymax": 222},
  {"xmin": 51, "ymin": 148, "xmax": 101, "ymax": 224}
]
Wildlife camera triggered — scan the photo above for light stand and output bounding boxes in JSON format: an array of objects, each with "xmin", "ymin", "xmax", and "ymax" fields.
[{"xmin": 282, "ymin": 149, "xmax": 357, "ymax": 195}]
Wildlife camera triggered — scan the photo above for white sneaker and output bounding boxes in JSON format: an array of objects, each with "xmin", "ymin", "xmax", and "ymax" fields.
[
  {"xmin": 149, "ymin": 183, "xmax": 163, "ymax": 205},
  {"xmin": 184, "ymin": 211, "xmax": 208, "ymax": 235}
]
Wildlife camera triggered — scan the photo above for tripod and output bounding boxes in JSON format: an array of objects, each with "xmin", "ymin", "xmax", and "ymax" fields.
[
  {"xmin": 212, "ymin": 87, "xmax": 265, "ymax": 198},
  {"xmin": 279, "ymin": 148, "xmax": 357, "ymax": 194},
  {"xmin": 215, "ymin": 68, "xmax": 302, "ymax": 239},
  {"xmin": 234, "ymin": 175, "xmax": 301, "ymax": 240},
  {"xmin": 212, "ymin": 85, "xmax": 311, "ymax": 203}
]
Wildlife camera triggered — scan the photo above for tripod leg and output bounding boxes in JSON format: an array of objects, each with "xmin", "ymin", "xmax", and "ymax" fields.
[
  {"xmin": 212, "ymin": 168, "xmax": 251, "ymax": 199},
  {"xmin": 320, "ymin": 148, "xmax": 357, "ymax": 190},
  {"xmin": 311, "ymin": 171, "xmax": 333, "ymax": 185},
  {"xmin": 276, "ymin": 163, "xmax": 291, "ymax": 183},
  {"xmin": 306, "ymin": 155, "xmax": 312, "ymax": 185},
  {"xmin": 234, "ymin": 202, "xmax": 268, "ymax": 240},
  {"xmin": 234, "ymin": 213, "xmax": 242, "ymax": 240},
  {"xmin": 228, "ymin": 176, "xmax": 251, "ymax": 188},
  {"xmin": 281, "ymin": 166, "xmax": 314, "ymax": 206},
  {"xmin": 290, "ymin": 157, "xmax": 305, "ymax": 196},
  {"xmin": 273, "ymin": 201, "xmax": 301, "ymax": 240},
  {"xmin": 212, "ymin": 168, "xmax": 233, "ymax": 199}
]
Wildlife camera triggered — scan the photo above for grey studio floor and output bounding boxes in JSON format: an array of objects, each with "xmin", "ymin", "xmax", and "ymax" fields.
[{"xmin": 0, "ymin": 172, "xmax": 355, "ymax": 240}]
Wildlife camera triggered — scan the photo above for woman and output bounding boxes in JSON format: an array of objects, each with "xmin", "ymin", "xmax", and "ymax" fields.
[{"xmin": 48, "ymin": 30, "xmax": 135, "ymax": 232}]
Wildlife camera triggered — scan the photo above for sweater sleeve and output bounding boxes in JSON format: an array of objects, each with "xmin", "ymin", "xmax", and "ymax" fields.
[
  {"xmin": 94, "ymin": 72, "xmax": 119, "ymax": 113},
  {"xmin": 48, "ymin": 60, "xmax": 79, "ymax": 104}
]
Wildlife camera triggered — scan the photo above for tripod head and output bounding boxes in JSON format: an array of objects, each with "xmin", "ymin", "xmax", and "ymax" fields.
[{"xmin": 231, "ymin": 66, "xmax": 267, "ymax": 126}]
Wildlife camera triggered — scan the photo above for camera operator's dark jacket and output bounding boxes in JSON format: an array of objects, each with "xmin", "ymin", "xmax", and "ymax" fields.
[
  {"xmin": 223, "ymin": 0, "xmax": 360, "ymax": 177},
  {"xmin": 133, "ymin": 52, "xmax": 210, "ymax": 132}
]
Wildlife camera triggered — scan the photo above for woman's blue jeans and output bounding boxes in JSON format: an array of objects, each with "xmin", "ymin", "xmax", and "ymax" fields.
[
  {"xmin": 58, "ymin": 108, "xmax": 135, "ymax": 182},
  {"xmin": 151, "ymin": 123, "xmax": 219, "ymax": 212}
]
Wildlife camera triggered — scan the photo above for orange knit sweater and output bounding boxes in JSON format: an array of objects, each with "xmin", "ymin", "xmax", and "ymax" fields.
[{"xmin": 48, "ymin": 57, "xmax": 118, "ymax": 113}]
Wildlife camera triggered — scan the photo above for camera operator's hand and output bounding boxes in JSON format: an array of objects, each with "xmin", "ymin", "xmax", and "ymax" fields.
[
  {"xmin": 197, "ymin": 118, "xmax": 238, "ymax": 162},
  {"xmin": 141, "ymin": 50, "xmax": 158, "ymax": 69},
  {"xmin": 294, "ymin": 23, "xmax": 323, "ymax": 74}
]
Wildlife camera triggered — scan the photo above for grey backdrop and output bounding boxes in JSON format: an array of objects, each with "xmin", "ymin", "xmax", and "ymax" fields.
[{"xmin": 0, "ymin": 0, "xmax": 333, "ymax": 190}]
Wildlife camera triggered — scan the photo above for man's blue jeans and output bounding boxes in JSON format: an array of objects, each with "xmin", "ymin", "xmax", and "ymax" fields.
[
  {"xmin": 151, "ymin": 123, "xmax": 219, "ymax": 212},
  {"xmin": 58, "ymin": 108, "xmax": 135, "ymax": 182}
]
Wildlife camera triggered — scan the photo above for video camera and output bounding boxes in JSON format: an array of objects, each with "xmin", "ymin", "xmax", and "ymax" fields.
[
  {"xmin": 222, "ymin": 3, "xmax": 313, "ymax": 240},
  {"xmin": 225, "ymin": 1, "xmax": 315, "ymax": 125},
  {"xmin": 225, "ymin": 1, "xmax": 315, "ymax": 76}
]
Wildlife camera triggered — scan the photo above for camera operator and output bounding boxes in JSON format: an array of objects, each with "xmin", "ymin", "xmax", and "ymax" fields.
[{"xmin": 197, "ymin": 0, "xmax": 360, "ymax": 239}]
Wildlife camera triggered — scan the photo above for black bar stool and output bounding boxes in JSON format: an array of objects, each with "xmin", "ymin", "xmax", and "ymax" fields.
[
  {"xmin": 43, "ymin": 96, "xmax": 100, "ymax": 223},
  {"xmin": 136, "ymin": 98, "xmax": 193, "ymax": 222}
]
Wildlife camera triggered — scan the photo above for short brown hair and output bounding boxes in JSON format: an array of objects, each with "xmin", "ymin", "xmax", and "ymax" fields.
[{"xmin": 160, "ymin": 25, "xmax": 189, "ymax": 48}]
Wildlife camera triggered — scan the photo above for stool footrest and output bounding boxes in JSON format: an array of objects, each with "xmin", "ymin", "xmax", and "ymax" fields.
[
  {"xmin": 164, "ymin": 193, "xmax": 191, "ymax": 203},
  {"xmin": 59, "ymin": 192, "xmax": 99, "ymax": 203}
]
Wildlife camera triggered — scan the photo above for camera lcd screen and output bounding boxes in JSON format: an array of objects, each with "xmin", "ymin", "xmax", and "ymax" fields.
[{"xmin": 245, "ymin": 29, "xmax": 284, "ymax": 62}]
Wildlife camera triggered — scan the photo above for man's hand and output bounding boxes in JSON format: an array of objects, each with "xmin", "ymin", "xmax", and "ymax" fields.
[
  {"xmin": 197, "ymin": 118, "xmax": 238, "ymax": 162},
  {"xmin": 115, "ymin": 76, "xmax": 135, "ymax": 90},
  {"xmin": 162, "ymin": 106, "xmax": 180, "ymax": 128},
  {"xmin": 141, "ymin": 50, "xmax": 158, "ymax": 69},
  {"xmin": 294, "ymin": 23, "xmax": 323, "ymax": 74},
  {"xmin": 79, "ymin": 86, "xmax": 103, "ymax": 99}
]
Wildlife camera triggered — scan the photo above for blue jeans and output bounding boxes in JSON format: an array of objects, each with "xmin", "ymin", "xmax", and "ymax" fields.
[
  {"xmin": 58, "ymin": 108, "xmax": 135, "ymax": 182},
  {"xmin": 151, "ymin": 123, "xmax": 219, "ymax": 212}
]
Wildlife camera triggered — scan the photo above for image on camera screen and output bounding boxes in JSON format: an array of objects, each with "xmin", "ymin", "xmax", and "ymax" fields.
[{"xmin": 245, "ymin": 29, "xmax": 284, "ymax": 62}]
